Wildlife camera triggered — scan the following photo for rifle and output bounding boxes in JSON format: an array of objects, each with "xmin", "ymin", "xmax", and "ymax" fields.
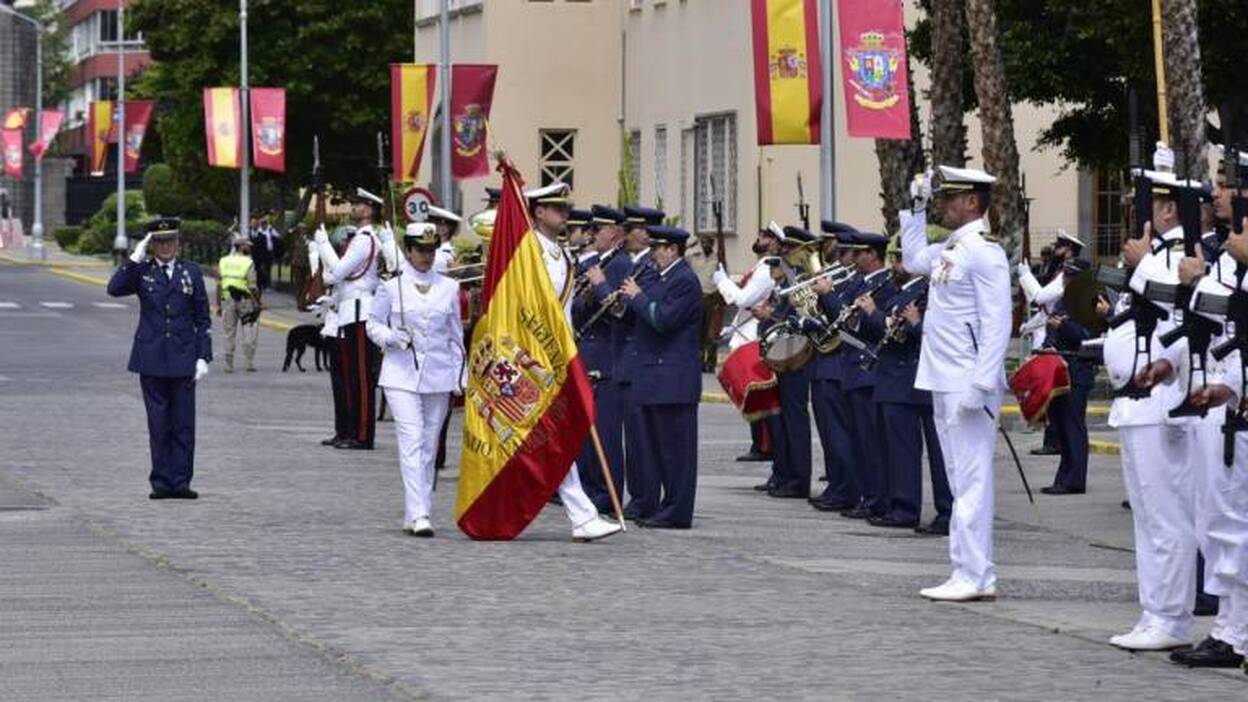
[
  {"xmin": 1207, "ymin": 119, "xmax": 1248, "ymax": 462},
  {"xmin": 796, "ymin": 172, "xmax": 810, "ymax": 232},
  {"xmin": 709, "ymin": 173, "xmax": 727, "ymax": 268},
  {"xmin": 296, "ymin": 136, "xmax": 328, "ymax": 311}
]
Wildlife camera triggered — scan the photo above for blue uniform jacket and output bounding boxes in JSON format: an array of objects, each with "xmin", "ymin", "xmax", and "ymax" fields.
[
  {"xmin": 625, "ymin": 258, "xmax": 703, "ymax": 405},
  {"xmin": 573, "ymin": 252, "xmax": 616, "ymax": 381},
  {"xmin": 600, "ymin": 252, "xmax": 656, "ymax": 382},
  {"xmin": 107, "ymin": 259, "xmax": 213, "ymax": 377},
  {"xmin": 812, "ymin": 274, "xmax": 858, "ymax": 382},
  {"xmin": 1043, "ymin": 299, "xmax": 1096, "ymax": 387},
  {"xmin": 862, "ymin": 297, "xmax": 931, "ymax": 406},
  {"xmin": 840, "ymin": 273, "xmax": 896, "ymax": 391}
]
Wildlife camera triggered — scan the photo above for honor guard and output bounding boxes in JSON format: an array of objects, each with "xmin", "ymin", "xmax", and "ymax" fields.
[
  {"xmin": 366, "ymin": 223, "xmax": 466, "ymax": 537},
  {"xmin": 107, "ymin": 217, "xmax": 212, "ymax": 499},
  {"xmin": 1038, "ymin": 257, "xmax": 1095, "ymax": 495},
  {"xmin": 216, "ymin": 234, "xmax": 260, "ymax": 373},
  {"xmin": 427, "ymin": 205, "xmax": 462, "ymax": 273},
  {"xmin": 525, "ymin": 182, "xmax": 623, "ymax": 541},
  {"xmin": 314, "ymin": 188, "xmax": 384, "ymax": 450},
  {"xmin": 619, "ymin": 225, "xmax": 703, "ymax": 528},
  {"xmin": 901, "ymin": 165, "xmax": 1012, "ymax": 602}
]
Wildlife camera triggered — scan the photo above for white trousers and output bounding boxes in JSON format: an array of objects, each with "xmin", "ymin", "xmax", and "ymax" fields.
[
  {"xmin": 559, "ymin": 462, "xmax": 599, "ymax": 528},
  {"xmin": 387, "ymin": 389, "xmax": 451, "ymax": 523},
  {"xmin": 931, "ymin": 390, "xmax": 1001, "ymax": 591},
  {"xmin": 1194, "ymin": 419, "xmax": 1248, "ymax": 652},
  {"xmin": 1118, "ymin": 423, "xmax": 1196, "ymax": 639}
]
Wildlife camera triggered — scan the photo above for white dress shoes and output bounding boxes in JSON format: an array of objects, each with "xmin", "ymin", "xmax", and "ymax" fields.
[
  {"xmin": 1109, "ymin": 625, "xmax": 1191, "ymax": 651},
  {"xmin": 572, "ymin": 516, "xmax": 623, "ymax": 542},
  {"xmin": 919, "ymin": 578, "xmax": 997, "ymax": 602},
  {"xmin": 403, "ymin": 517, "xmax": 434, "ymax": 538}
]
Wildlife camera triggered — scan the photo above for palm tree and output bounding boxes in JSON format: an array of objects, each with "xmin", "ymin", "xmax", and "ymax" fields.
[
  {"xmin": 964, "ymin": 0, "xmax": 1025, "ymax": 255},
  {"xmin": 1160, "ymin": 0, "xmax": 1208, "ymax": 180},
  {"xmin": 875, "ymin": 52, "xmax": 926, "ymax": 235},
  {"xmin": 929, "ymin": 0, "xmax": 966, "ymax": 169}
]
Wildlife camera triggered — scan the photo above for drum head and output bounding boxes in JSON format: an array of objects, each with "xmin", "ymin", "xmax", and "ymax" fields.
[{"xmin": 762, "ymin": 329, "xmax": 813, "ymax": 373}]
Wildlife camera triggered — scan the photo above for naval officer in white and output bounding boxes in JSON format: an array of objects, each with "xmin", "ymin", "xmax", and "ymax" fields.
[
  {"xmin": 901, "ymin": 165, "xmax": 1012, "ymax": 602},
  {"xmin": 368, "ymin": 223, "xmax": 466, "ymax": 537}
]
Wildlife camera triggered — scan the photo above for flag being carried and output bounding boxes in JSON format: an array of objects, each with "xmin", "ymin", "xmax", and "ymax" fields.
[{"xmin": 454, "ymin": 159, "xmax": 621, "ymax": 541}]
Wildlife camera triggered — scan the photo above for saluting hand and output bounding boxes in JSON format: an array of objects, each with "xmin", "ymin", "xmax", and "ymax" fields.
[{"xmin": 620, "ymin": 277, "xmax": 642, "ymax": 299}]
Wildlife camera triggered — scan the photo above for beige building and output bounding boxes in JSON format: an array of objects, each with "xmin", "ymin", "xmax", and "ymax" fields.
[{"xmin": 414, "ymin": 0, "xmax": 1119, "ymax": 268}]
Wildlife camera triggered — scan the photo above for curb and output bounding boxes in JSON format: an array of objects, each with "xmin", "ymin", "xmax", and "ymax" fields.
[{"xmin": 0, "ymin": 252, "xmax": 110, "ymax": 268}]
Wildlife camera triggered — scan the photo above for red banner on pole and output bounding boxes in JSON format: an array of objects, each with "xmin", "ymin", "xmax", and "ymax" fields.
[
  {"xmin": 836, "ymin": 0, "xmax": 912, "ymax": 140},
  {"xmin": 2, "ymin": 129, "xmax": 22, "ymax": 178},
  {"xmin": 88, "ymin": 101, "xmax": 113, "ymax": 176},
  {"xmin": 122, "ymin": 100, "xmax": 154, "ymax": 174},
  {"xmin": 29, "ymin": 110, "xmax": 64, "ymax": 161},
  {"xmin": 750, "ymin": 0, "xmax": 823, "ymax": 145},
  {"xmin": 249, "ymin": 87, "xmax": 285, "ymax": 173},
  {"xmin": 449, "ymin": 65, "xmax": 498, "ymax": 180}
]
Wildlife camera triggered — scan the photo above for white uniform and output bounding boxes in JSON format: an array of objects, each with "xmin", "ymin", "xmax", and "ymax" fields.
[
  {"xmin": 317, "ymin": 226, "xmax": 381, "ymax": 325},
  {"xmin": 1018, "ymin": 268, "xmax": 1065, "ymax": 349},
  {"xmin": 1104, "ymin": 226, "xmax": 1199, "ymax": 641},
  {"xmin": 535, "ymin": 228, "xmax": 603, "ymax": 528},
  {"xmin": 367, "ymin": 265, "xmax": 465, "ymax": 524},
  {"xmin": 433, "ymin": 241, "xmax": 456, "ymax": 274},
  {"xmin": 901, "ymin": 210, "xmax": 1011, "ymax": 591},
  {"xmin": 714, "ymin": 258, "xmax": 776, "ymax": 350}
]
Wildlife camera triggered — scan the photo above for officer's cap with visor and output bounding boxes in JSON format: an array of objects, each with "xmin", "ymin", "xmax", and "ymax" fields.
[
  {"xmin": 404, "ymin": 222, "xmax": 439, "ymax": 251},
  {"xmin": 623, "ymin": 206, "xmax": 666, "ymax": 227},
  {"xmin": 145, "ymin": 217, "xmax": 181, "ymax": 242},
  {"xmin": 933, "ymin": 165, "xmax": 996, "ymax": 194}
]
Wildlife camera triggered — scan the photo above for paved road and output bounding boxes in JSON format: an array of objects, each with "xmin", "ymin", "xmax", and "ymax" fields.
[{"xmin": 1, "ymin": 260, "xmax": 1245, "ymax": 701}]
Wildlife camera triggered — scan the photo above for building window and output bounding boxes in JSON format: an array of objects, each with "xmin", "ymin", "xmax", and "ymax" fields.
[
  {"xmin": 694, "ymin": 113, "xmax": 737, "ymax": 234},
  {"xmin": 680, "ymin": 127, "xmax": 693, "ymax": 228},
  {"xmin": 539, "ymin": 129, "xmax": 576, "ymax": 189},
  {"xmin": 1094, "ymin": 169, "xmax": 1125, "ymax": 259},
  {"xmin": 97, "ymin": 10, "xmax": 144, "ymax": 46},
  {"xmin": 653, "ymin": 125, "xmax": 667, "ymax": 211}
]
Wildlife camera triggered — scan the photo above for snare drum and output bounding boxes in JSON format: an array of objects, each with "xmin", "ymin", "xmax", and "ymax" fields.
[
  {"xmin": 760, "ymin": 324, "xmax": 814, "ymax": 373},
  {"xmin": 716, "ymin": 341, "xmax": 780, "ymax": 421}
]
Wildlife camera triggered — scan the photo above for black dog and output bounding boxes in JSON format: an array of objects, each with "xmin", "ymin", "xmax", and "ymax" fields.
[{"xmin": 283, "ymin": 324, "xmax": 330, "ymax": 372}]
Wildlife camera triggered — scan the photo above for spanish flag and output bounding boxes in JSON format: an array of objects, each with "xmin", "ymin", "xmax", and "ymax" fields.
[
  {"xmin": 88, "ymin": 101, "xmax": 113, "ymax": 177},
  {"xmin": 3, "ymin": 108, "xmax": 30, "ymax": 130},
  {"xmin": 203, "ymin": 87, "xmax": 243, "ymax": 169},
  {"xmin": 390, "ymin": 64, "xmax": 436, "ymax": 183},
  {"xmin": 750, "ymin": 0, "xmax": 823, "ymax": 145},
  {"xmin": 455, "ymin": 161, "xmax": 596, "ymax": 540}
]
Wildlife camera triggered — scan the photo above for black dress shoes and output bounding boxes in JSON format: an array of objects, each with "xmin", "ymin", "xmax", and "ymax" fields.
[
  {"xmin": 1169, "ymin": 637, "xmax": 1244, "ymax": 668},
  {"xmin": 321, "ymin": 435, "xmax": 342, "ymax": 446},
  {"xmin": 867, "ymin": 515, "xmax": 918, "ymax": 529},
  {"xmin": 333, "ymin": 439, "xmax": 373, "ymax": 450},
  {"xmin": 840, "ymin": 505, "xmax": 873, "ymax": 520},
  {"xmin": 636, "ymin": 518, "xmax": 691, "ymax": 529},
  {"xmin": 767, "ymin": 484, "xmax": 809, "ymax": 499},
  {"xmin": 150, "ymin": 488, "xmax": 198, "ymax": 500},
  {"xmin": 809, "ymin": 496, "xmax": 855, "ymax": 512},
  {"xmin": 915, "ymin": 517, "xmax": 950, "ymax": 536},
  {"xmin": 1029, "ymin": 445, "xmax": 1060, "ymax": 456},
  {"xmin": 736, "ymin": 451, "xmax": 772, "ymax": 462},
  {"xmin": 1040, "ymin": 484, "xmax": 1085, "ymax": 495},
  {"xmin": 753, "ymin": 478, "xmax": 778, "ymax": 492}
]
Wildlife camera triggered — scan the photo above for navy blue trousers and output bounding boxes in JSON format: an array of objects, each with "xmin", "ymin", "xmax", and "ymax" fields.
[
  {"xmin": 811, "ymin": 378, "xmax": 857, "ymax": 505},
  {"xmin": 140, "ymin": 375, "xmax": 196, "ymax": 492},
  {"xmin": 920, "ymin": 408, "xmax": 953, "ymax": 520},
  {"xmin": 846, "ymin": 388, "xmax": 886, "ymax": 515},
  {"xmin": 622, "ymin": 382, "xmax": 658, "ymax": 517},
  {"xmin": 771, "ymin": 365, "xmax": 813, "ymax": 493},
  {"xmin": 639, "ymin": 403, "xmax": 698, "ymax": 526},
  {"xmin": 579, "ymin": 377, "xmax": 625, "ymax": 512},
  {"xmin": 1049, "ymin": 383, "xmax": 1090, "ymax": 490}
]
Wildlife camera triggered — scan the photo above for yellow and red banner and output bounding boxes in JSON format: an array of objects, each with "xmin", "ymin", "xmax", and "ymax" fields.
[
  {"xmin": 2, "ymin": 129, "xmax": 22, "ymax": 178},
  {"xmin": 203, "ymin": 87, "xmax": 243, "ymax": 169},
  {"xmin": 29, "ymin": 110, "xmax": 64, "ymax": 161},
  {"xmin": 4, "ymin": 108, "xmax": 30, "ymax": 130},
  {"xmin": 455, "ymin": 161, "xmax": 596, "ymax": 540},
  {"xmin": 750, "ymin": 0, "xmax": 823, "ymax": 145},
  {"xmin": 122, "ymin": 100, "xmax": 154, "ymax": 175},
  {"xmin": 88, "ymin": 100, "xmax": 114, "ymax": 176},
  {"xmin": 837, "ymin": 0, "xmax": 913, "ymax": 139},
  {"xmin": 250, "ymin": 87, "xmax": 286, "ymax": 173},
  {"xmin": 390, "ymin": 64, "xmax": 436, "ymax": 182}
]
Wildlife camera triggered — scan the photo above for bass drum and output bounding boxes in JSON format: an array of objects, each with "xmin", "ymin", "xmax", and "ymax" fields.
[{"xmin": 760, "ymin": 323, "xmax": 814, "ymax": 374}]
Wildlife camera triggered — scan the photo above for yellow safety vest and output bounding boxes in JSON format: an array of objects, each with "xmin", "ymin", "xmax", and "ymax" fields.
[{"xmin": 218, "ymin": 253, "xmax": 254, "ymax": 296}]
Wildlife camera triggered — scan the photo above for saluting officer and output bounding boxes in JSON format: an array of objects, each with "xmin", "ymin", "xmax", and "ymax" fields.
[
  {"xmin": 107, "ymin": 217, "xmax": 212, "ymax": 499},
  {"xmin": 367, "ymin": 223, "xmax": 466, "ymax": 538},
  {"xmin": 620, "ymin": 225, "xmax": 703, "ymax": 528},
  {"xmin": 902, "ymin": 166, "xmax": 1012, "ymax": 603},
  {"xmin": 314, "ymin": 188, "xmax": 384, "ymax": 450}
]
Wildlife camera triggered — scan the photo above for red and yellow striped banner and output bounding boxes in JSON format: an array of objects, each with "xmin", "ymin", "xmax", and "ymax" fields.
[
  {"xmin": 88, "ymin": 101, "xmax": 113, "ymax": 176},
  {"xmin": 455, "ymin": 162, "xmax": 596, "ymax": 540},
  {"xmin": 750, "ymin": 0, "xmax": 823, "ymax": 145},
  {"xmin": 390, "ymin": 64, "xmax": 436, "ymax": 183},
  {"xmin": 203, "ymin": 87, "xmax": 242, "ymax": 169}
]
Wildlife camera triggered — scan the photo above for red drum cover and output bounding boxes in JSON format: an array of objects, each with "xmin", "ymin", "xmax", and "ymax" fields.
[
  {"xmin": 1009, "ymin": 353, "xmax": 1071, "ymax": 425},
  {"xmin": 717, "ymin": 341, "xmax": 781, "ymax": 421}
]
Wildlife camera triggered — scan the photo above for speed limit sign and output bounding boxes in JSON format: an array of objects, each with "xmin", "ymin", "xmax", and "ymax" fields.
[{"xmin": 401, "ymin": 187, "xmax": 438, "ymax": 224}]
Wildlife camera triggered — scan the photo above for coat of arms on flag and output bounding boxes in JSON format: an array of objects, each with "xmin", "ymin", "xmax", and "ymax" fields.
[
  {"xmin": 454, "ymin": 104, "xmax": 487, "ymax": 158},
  {"xmin": 469, "ymin": 333, "xmax": 558, "ymax": 445},
  {"xmin": 846, "ymin": 31, "xmax": 901, "ymax": 110},
  {"xmin": 256, "ymin": 116, "xmax": 283, "ymax": 155}
]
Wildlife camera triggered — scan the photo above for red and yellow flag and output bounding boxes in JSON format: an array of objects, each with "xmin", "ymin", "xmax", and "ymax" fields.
[
  {"xmin": 3, "ymin": 108, "xmax": 30, "ymax": 130},
  {"xmin": 203, "ymin": 87, "xmax": 243, "ymax": 169},
  {"xmin": 750, "ymin": 0, "xmax": 823, "ymax": 145},
  {"xmin": 390, "ymin": 64, "xmax": 436, "ymax": 182},
  {"xmin": 88, "ymin": 101, "xmax": 113, "ymax": 176},
  {"xmin": 455, "ymin": 161, "xmax": 596, "ymax": 540},
  {"xmin": 250, "ymin": 87, "xmax": 286, "ymax": 173}
]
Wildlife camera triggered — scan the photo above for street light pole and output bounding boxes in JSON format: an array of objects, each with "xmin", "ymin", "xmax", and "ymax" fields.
[
  {"xmin": 112, "ymin": 1, "xmax": 128, "ymax": 255},
  {"xmin": 439, "ymin": 0, "xmax": 451, "ymax": 207},
  {"xmin": 0, "ymin": 5, "xmax": 48, "ymax": 260},
  {"xmin": 239, "ymin": 0, "xmax": 250, "ymax": 242}
]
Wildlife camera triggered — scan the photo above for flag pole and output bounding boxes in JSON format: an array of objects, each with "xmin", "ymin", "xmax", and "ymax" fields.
[
  {"xmin": 239, "ymin": 0, "xmax": 251, "ymax": 242},
  {"xmin": 439, "ymin": 0, "xmax": 452, "ymax": 207},
  {"xmin": 589, "ymin": 426, "xmax": 627, "ymax": 530},
  {"xmin": 819, "ymin": 0, "xmax": 835, "ymax": 221},
  {"xmin": 112, "ymin": 0, "xmax": 127, "ymax": 258}
]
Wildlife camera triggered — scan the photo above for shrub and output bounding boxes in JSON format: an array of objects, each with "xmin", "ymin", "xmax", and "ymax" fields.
[
  {"xmin": 77, "ymin": 191, "xmax": 147, "ymax": 255},
  {"xmin": 51, "ymin": 225, "xmax": 82, "ymax": 250}
]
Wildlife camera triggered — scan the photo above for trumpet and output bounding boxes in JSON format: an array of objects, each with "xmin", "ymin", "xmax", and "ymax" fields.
[
  {"xmin": 776, "ymin": 264, "xmax": 853, "ymax": 297},
  {"xmin": 575, "ymin": 285, "xmax": 629, "ymax": 340}
]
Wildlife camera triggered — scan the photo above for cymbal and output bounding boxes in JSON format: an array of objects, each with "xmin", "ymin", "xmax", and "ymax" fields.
[{"xmin": 1062, "ymin": 269, "xmax": 1107, "ymax": 335}]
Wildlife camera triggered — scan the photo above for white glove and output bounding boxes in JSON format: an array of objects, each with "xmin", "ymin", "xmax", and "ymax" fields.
[
  {"xmin": 712, "ymin": 265, "xmax": 728, "ymax": 286},
  {"xmin": 909, "ymin": 171, "xmax": 932, "ymax": 212},
  {"xmin": 194, "ymin": 359, "xmax": 210, "ymax": 383},
  {"xmin": 1153, "ymin": 142, "xmax": 1175, "ymax": 172},
  {"xmin": 129, "ymin": 232, "xmax": 153, "ymax": 263},
  {"xmin": 389, "ymin": 328, "xmax": 413, "ymax": 350},
  {"xmin": 378, "ymin": 222, "xmax": 395, "ymax": 244},
  {"xmin": 308, "ymin": 245, "xmax": 320, "ymax": 274},
  {"xmin": 956, "ymin": 386, "xmax": 985, "ymax": 416},
  {"xmin": 313, "ymin": 224, "xmax": 329, "ymax": 247},
  {"xmin": 1015, "ymin": 261, "xmax": 1030, "ymax": 279}
]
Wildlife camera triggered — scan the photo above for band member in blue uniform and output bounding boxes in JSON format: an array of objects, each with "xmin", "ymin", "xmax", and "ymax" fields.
[
  {"xmin": 107, "ymin": 217, "xmax": 212, "ymax": 499},
  {"xmin": 620, "ymin": 225, "xmax": 703, "ymax": 528},
  {"xmin": 575, "ymin": 205, "xmax": 629, "ymax": 513},
  {"xmin": 1040, "ymin": 258, "xmax": 1095, "ymax": 495}
]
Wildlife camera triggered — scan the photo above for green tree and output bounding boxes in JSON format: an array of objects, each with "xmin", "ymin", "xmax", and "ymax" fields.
[
  {"xmin": 129, "ymin": 0, "xmax": 415, "ymax": 220},
  {"xmin": 24, "ymin": 0, "xmax": 72, "ymax": 109}
]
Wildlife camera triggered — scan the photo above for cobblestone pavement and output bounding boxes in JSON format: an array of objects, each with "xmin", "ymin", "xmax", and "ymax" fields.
[{"xmin": 1, "ymin": 262, "xmax": 1246, "ymax": 701}]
